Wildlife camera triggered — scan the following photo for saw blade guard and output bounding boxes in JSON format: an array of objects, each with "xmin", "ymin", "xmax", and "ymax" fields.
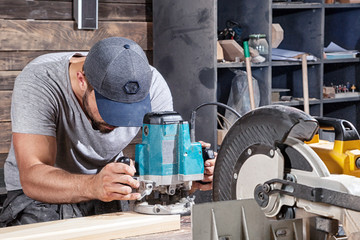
[{"xmin": 213, "ymin": 105, "xmax": 319, "ymax": 202}]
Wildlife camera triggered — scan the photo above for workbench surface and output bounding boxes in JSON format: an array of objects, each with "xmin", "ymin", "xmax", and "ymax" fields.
[
  {"xmin": 126, "ymin": 216, "xmax": 192, "ymax": 240},
  {"xmin": 0, "ymin": 212, "xmax": 183, "ymax": 240}
]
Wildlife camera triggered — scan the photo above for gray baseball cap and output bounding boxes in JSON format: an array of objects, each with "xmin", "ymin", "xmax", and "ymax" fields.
[{"xmin": 84, "ymin": 37, "xmax": 152, "ymax": 127}]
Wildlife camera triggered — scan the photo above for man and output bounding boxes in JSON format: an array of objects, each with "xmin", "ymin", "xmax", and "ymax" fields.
[{"xmin": 0, "ymin": 37, "xmax": 215, "ymax": 226}]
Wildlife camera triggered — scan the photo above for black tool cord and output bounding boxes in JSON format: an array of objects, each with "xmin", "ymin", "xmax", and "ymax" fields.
[{"xmin": 190, "ymin": 102, "xmax": 241, "ymax": 142}]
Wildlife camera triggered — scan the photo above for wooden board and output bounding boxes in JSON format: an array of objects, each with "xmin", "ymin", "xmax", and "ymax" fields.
[
  {"xmin": 0, "ymin": 51, "xmax": 52, "ymax": 71},
  {"xmin": 0, "ymin": 50, "xmax": 153, "ymax": 71},
  {"xmin": 0, "ymin": 1, "xmax": 151, "ymax": 21},
  {"xmin": 0, "ymin": 122, "xmax": 11, "ymax": 154},
  {"xmin": 0, "ymin": 91, "xmax": 11, "ymax": 122},
  {"xmin": 0, "ymin": 20, "xmax": 152, "ymax": 51},
  {"xmin": 0, "ymin": 153, "xmax": 8, "ymax": 168},
  {"xmin": 0, "ymin": 212, "xmax": 180, "ymax": 240},
  {"xmin": 99, "ymin": 2, "xmax": 152, "ymax": 21},
  {"xmin": 0, "ymin": 71, "xmax": 19, "ymax": 90}
]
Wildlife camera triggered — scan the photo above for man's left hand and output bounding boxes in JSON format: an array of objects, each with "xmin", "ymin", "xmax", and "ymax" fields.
[{"xmin": 191, "ymin": 141, "xmax": 217, "ymax": 192}]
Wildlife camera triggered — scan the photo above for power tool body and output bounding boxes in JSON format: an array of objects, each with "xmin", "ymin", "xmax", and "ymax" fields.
[{"xmin": 134, "ymin": 111, "xmax": 205, "ymax": 215}]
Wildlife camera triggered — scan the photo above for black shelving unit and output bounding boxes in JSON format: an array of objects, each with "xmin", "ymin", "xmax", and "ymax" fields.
[{"xmin": 153, "ymin": 0, "xmax": 360, "ymax": 144}]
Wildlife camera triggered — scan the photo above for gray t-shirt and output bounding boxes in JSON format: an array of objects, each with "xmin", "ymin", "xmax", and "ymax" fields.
[{"xmin": 5, "ymin": 52, "xmax": 173, "ymax": 191}]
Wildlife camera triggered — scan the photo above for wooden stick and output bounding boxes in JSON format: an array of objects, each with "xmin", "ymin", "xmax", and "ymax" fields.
[
  {"xmin": 243, "ymin": 41, "xmax": 256, "ymax": 110},
  {"xmin": 301, "ymin": 54, "xmax": 310, "ymax": 114},
  {"xmin": 0, "ymin": 212, "xmax": 180, "ymax": 240}
]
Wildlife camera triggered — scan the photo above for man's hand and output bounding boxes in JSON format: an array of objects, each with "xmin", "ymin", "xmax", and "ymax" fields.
[
  {"xmin": 191, "ymin": 141, "xmax": 217, "ymax": 192},
  {"xmin": 14, "ymin": 133, "xmax": 141, "ymax": 203},
  {"xmin": 92, "ymin": 161, "xmax": 141, "ymax": 202}
]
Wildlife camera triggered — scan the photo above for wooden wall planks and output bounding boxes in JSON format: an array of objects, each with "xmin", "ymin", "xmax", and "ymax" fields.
[
  {"xmin": 0, "ymin": 0, "xmax": 152, "ymax": 21},
  {"xmin": 0, "ymin": 123, "xmax": 11, "ymax": 155},
  {"xmin": 0, "ymin": 91, "xmax": 11, "ymax": 122},
  {"xmin": 0, "ymin": 71, "xmax": 19, "ymax": 90},
  {"xmin": 0, "ymin": 20, "xmax": 152, "ymax": 51},
  {"xmin": 0, "ymin": 50, "xmax": 152, "ymax": 71},
  {"xmin": 0, "ymin": 0, "xmax": 153, "ymax": 189}
]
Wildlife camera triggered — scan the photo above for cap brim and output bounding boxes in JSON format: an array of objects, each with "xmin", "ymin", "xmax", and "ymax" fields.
[{"xmin": 95, "ymin": 90, "xmax": 151, "ymax": 127}]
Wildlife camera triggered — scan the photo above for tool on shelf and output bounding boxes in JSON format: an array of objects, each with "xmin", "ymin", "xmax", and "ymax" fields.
[{"xmin": 301, "ymin": 54, "xmax": 310, "ymax": 114}]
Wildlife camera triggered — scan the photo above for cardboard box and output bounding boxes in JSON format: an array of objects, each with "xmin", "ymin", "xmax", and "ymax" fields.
[
  {"xmin": 218, "ymin": 40, "xmax": 244, "ymax": 62},
  {"xmin": 271, "ymin": 24, "xmax": 284, "ymax": 48},
  {"xmin": 323, "ymin": 87, "xmax": 335, "ymax": 98},
  {"xmin": 217, "ymin": 41, "xmax": 224, "ymax": 62}
]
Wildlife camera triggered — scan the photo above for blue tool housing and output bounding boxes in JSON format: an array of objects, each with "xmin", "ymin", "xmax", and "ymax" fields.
[{"xmin": 135, "ymin": 111, "xmax": 204, "ymax": 186}]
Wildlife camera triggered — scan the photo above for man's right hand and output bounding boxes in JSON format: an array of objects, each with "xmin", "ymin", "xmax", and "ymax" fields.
[
  {"xmin": 14, "ymin": 133, "xmax": 142, "ymax": 203},
  {"xmin": 92, "ymin": 162, "xmax": 141, "ymax": 202}
]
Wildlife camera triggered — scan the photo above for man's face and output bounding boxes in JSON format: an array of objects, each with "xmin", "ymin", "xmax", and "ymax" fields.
[{"xmin": 82, "ymin": 87, "xmax": 117, "ymax": 133}]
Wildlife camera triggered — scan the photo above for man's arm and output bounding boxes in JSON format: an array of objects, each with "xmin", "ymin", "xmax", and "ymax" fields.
[{"xmin": 14, "ymin": 133, "xmax": 140, "ymax": 203}]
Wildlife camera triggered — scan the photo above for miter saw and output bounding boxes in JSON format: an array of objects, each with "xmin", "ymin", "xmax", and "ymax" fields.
[{"xmin": 192, "ymin": 105, "xmax": 360, "ymax": 240}]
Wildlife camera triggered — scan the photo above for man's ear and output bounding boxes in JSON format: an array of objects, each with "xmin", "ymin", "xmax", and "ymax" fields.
[{"xmin": 76, "ymin": 71, "xmax": 88, "ymax": 91}]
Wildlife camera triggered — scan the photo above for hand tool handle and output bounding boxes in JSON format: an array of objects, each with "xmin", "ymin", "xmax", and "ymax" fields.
[
  {"xmin": 114, "ymin": 156, "xmax": 131, "ymax": 165},
  {"xmin": 197, "ymin": 147, "xmax": 215, "ymax": 185},
  {"xmin": 315, "ymin": 117, "xmax": 360, "ymax": 141},
  {"xmin": 112, "ymin": 156, "xmax": 137, "ymax": 189},
  {"xmin": 98, "ymin": 156, "xmax": 131, "ymax": 173},
  {"xmin": 243, "ymin": 41, "xmax": 256, "ymax": 110},
  {"xmin": 202, "ymin": 148, "xmax": 215, "ymax": 161},
  {"xmin": 301, "ymin": 54, "xmax": 310, "ymax": 114}
]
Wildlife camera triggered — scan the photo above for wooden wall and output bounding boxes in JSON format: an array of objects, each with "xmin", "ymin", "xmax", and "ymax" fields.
[{"xmin": 0, "ymin": 0, "xmax": 152, "ymax": 190}]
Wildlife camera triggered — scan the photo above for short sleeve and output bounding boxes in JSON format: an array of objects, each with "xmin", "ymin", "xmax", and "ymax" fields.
[
  {"xmin": 149, "ymin": 67, "xmax": 173, "ymax": 112},
  {"xmin": 11, "ymin": 73, "xmax": 58, "ymax": 137}
]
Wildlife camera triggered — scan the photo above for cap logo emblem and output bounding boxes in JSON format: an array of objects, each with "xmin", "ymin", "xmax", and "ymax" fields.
[{"xmin": 124, "ymin": 81, "xmax": 140, "ymax": 94}]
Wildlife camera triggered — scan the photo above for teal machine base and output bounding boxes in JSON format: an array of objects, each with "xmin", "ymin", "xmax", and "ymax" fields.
[{"xmin": 134, "ymin": 111, "xmax": 205, "ymax": 214}]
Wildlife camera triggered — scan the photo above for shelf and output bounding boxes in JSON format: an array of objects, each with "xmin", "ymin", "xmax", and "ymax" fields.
[
  {"xmin": 218, "ymin": 60, "xmax": 324, "ymax": 68},
  {"xmin": 271, "ymin": 60, "xmax": 321, "ymax": 66},
  {"xmin": 153, "ymin": 0, "xmax": 360, "ymax": 143},
  {"xmin": 323, "ymin": 96, "xmax": 360, "ymax": 103},
  {"xmin": 324, "ymin": 3, "xmax": 360, "ymax": 8},
  {"xmin": 272, "ymin": 99, "xmax": 321, "ymax": 106},
  {"xmin": 272, "ymin": 2, "xmax": 322, "ymax": 9},
  {"xmin": 217, "ymin": 62, "xmax": 269, "ymax": 68},
  {"xmin": 323, "ymin": 58, "xmax": 360, "ymax": 64}
]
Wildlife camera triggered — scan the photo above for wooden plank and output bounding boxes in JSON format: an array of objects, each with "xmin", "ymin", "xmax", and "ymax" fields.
[
  {"xmin": 343, "ymin": 209, "xmax": 360, "ymax": 239},
  {"xmin": 101, "ymin": 0, "xmax": 151, "ymax": 3},
  {"xmin": 0, "ymin": 169, "xmax": 5, "ymax": 188},
  {"xmin": 0, "ymin": 153, "xmax": 7, "ymax": 168},
  {"xmin": 0, "ymin": 212, "xmax": 180, "ymax": 240},
  {"xmin": 0, "ymin": 71, "xmax": 20, "ymax": 90},
  {"xmin": 0, "ymin": 51, "xmax": 54, "ymax": 71},
  {"xmin": 0, "ymin": 122, "xmax": 11, "ymax": 154},
  {"xmin": 99, "ymin": 2, "xmax": 152, "ymax": 21},
  {"xmin": 0, "ymin": 1, "xmax": 72, "ymax": 20},
  {"xmin": 129, "ymin": 216, "xmax": 191, "ymax": 240},
  {"xmin": 0, "ymin": 91, "xmax": 11, "ymax": 122},
  {"xmin": 0, "ymin": 50, "xmax": 152, "ymax": 71},
  {"xmin": 35, "ymin": 0, "xmax": 151, "ymax": 3},
  {"xmin": 0, "ymin": 1, "xmax": 151, "ymax": 21},
  {"xmin": 0, "ymin": 20, "xmax": 152, "ymax": 51}
]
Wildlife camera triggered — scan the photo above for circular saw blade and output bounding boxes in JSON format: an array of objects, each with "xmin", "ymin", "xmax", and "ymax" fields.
[
  {"xmin": 235, "ymin": 144, "xmax": 284, "ymax": 200},
  {"xmin": 213, "ymin": 105, "xmax": 320, "ymax": 201}
]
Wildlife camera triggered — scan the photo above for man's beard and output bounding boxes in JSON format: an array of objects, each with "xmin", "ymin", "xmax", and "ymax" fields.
[{"xmin": 82, "ymin": 90, "xmax": 116, "ymax": 134}]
